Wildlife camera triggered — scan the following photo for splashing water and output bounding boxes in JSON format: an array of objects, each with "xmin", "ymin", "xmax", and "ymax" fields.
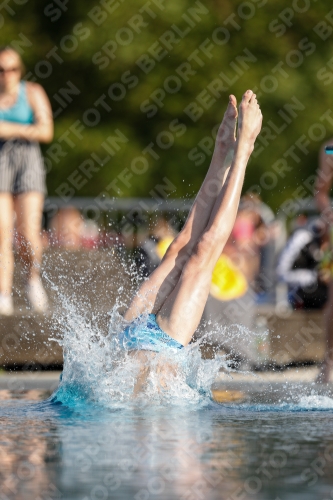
[
  {"xmin": 41, "ymin": 252, "xmax": 333, "ymax": 413},
  {"xmin": 50, "ymin": 304, "xmax": 227, "ymax": 408},
  {"xmin": 298, "ymin": 395, "xmax": 333, "ymax": 410},
  {"xmin": 44, "ymin": 262, "xmax": 231, "ymax": 409}
]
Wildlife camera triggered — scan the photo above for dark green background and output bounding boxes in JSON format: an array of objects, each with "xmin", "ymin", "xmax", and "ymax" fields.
[{"xmin": 2, "ymin": 0, "xmax": 333, "ymax": 213}]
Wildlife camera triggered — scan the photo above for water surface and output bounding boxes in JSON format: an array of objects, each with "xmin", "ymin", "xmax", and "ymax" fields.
[
  {"xmin": 1, "ymin": 385, "xmax": 333, "ymax": 500},
  {"xmin": 2, "ymin": 266, "xmax": 333, "ymax": 499}
]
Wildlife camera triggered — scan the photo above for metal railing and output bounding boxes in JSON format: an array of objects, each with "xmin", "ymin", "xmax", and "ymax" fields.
[{"xmin": 44, "ymin": 196, "xmax": 276, "ymax": 226}]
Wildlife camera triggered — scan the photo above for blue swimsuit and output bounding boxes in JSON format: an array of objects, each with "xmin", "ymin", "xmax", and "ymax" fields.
[
  {"xmin": 0, "ymin": 82, "xmax": 34, "ymax": 124},
  {"xmin": 0, "ymin": 81, "xmax": 46, "ymax": 195},
  {"xmin": 119, "ymin": 314, "xmax": 184, "ymax": 353}
]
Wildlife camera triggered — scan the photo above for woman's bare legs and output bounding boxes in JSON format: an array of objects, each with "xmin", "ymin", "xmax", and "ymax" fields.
[
  {"xmin": 0, "ymin": 191, "xmax": 46, "ymax": 314},
  {"xmin": 14, "ymin": 192, "xmax": 44, "ymax": 279},
  {"xmin": 156, "ymin": 90, "xmax": 262, "ymax": 346},
  {"xmin": 0, "ymin": 193, "xmax": 15, "ymax": 296},
  {"xmin": 14, "ymin": 192, "xmax": 48, "ymax": 312},
  {"xmin": 125, "ymin": 96, "xmax": 238, "ymax": 321}
]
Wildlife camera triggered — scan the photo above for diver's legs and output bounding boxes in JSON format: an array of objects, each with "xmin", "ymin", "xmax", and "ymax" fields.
[
  {"xmin": 156, "ymin": 90, "xmax": 262, "ymax": 345},
  {"xmin": 125, "ymin": 96, "xmax": 238, "ymax": 321},
  {"xmin": 0, "ymin": 193, "xmax": 15, "ymax": 300}
]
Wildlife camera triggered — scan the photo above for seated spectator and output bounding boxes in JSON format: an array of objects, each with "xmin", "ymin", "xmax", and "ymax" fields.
[
  {"xmin": 135, "ymin": 217, "xmax": 177, "ymax": 277},
  {"xmin": 203, "ymin": 210, "xmax": 260, "ymax": 365},
  {"xmin": 49, "ymin": 207, "xmax": 84, "ymax": 250},
  {"xmin": 277, "ymin": 218, "xmax": 328, "ymax": 309},
  {"xmin": 49, "ymin": 207, "xmax": 106, "ymax": 250},
  {"xmin": 202, "ymin": 197, "xmax": 277, "ymax": 367},
  {"xmin": 224, "ymin": 207, "xmax": 261, "ymax": 284},
  {"xmin": 239, "ymin": 194, "xmax": 279, "ymax": 300},
  {"xmin": 81, "ymin": 219, "xmax": 100, "ymax": 249}
]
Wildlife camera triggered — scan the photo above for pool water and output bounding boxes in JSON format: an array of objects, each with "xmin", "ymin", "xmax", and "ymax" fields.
[
  {"xmin": 1, "ymin": 385, "xmax": 333, "ymax": 500},
  {"xmin": 2, "ymin": 272, "xmax": 333, "ymax": 500}
]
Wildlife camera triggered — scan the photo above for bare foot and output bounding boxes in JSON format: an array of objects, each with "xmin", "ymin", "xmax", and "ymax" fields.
[
  {"xmin": 237, "ymin": 90, "xmax": 262, "ymax": 150},
  {"xmin": 215, "ymin": 94, "xmax": 238, "ymax": 149}
]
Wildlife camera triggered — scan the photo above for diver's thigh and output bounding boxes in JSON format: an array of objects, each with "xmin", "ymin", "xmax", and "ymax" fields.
[{"xmin": 156, "ymin": 267, "xmax": 212, "ymax": 346}]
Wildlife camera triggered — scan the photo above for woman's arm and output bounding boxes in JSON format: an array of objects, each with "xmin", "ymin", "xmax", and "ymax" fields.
[{"xmin": 0, "ymin": 83, "xmax": 53, "ymax": 143}]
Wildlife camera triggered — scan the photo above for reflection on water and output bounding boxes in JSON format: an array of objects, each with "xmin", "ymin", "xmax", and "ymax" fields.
[
  {"xmin": 1, "ymin": 391, "xmax": 333, "ymax": 500},
  {"xmin": 2, "ymin": 268, "xmax": 332, "ymax": 499}
]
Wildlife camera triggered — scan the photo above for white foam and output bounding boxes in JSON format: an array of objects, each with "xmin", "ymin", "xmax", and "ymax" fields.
[
  {"xmin": 45, "ymin": 268, "xmax": 230, "ymax": 408},
  {"xmin": 298, "ymin": 395, "xmax": 333, "ymax": 409}
]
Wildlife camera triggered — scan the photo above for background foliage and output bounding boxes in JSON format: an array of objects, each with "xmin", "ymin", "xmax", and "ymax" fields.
[{"xmin": 2, "ymin": 0, "xmax": 333, "ymax": 213}]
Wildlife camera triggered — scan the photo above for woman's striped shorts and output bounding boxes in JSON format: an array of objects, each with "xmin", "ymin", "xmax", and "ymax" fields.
[{"xmin": 0, "ymin": 139, "xmax": 47, "ymax": 195}]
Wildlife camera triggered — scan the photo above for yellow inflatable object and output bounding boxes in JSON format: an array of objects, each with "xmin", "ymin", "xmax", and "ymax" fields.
[
  {"xmin": 155, "ymin": 238, "xmax": 247, "ymax": 301},
  {"xmin": 156, "ymin": 237, "xmax": 174, "ymax": 259},
  {"xmin": 210, "ymin": 255, "xmax": 248, "ymax": 301}
]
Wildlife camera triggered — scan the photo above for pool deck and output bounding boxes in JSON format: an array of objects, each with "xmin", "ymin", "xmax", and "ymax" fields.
[
  {"xmin": 0, "ymin": 367, "xmax": 332, "ymax": 392},
  {"xmin": 1, "ymin": 368, "xmax": 333, "ymax": 406},
  {"xmin": 0, "ymin": 250, "xmax": 329, "ymax": 369},
  {"xmin": 0, "ymin": 371, "xmax": 62, "ymax": 392},
  {"xmin": 0, "ymin": 307, "xmax": 328, "ymax": 368},
  {"xmin": 213, "ymin": 367, "xmax": 333, "ymax": 403}
]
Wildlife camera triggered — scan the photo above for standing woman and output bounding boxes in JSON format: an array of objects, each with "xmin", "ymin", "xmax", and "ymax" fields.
[{"xmin": 0, "ymin": 47, "xmax": 53, "ymax": 315}]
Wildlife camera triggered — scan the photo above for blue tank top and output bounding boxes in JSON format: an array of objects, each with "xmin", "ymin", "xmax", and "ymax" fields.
[{"xmin": 0, "ymin": 81, "xmax": 34, "ymax": 124}]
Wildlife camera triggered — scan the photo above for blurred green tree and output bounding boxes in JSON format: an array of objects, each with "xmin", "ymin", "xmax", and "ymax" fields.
[{"xmin": 2, "ymin": 0, "xmax": 333, "ymax": 214}]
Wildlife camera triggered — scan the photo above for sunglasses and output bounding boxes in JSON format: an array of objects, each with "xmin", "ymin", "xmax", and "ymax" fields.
[{"xmin": 0, "ymin": 67, "xmax": 20, "ymax": 74}]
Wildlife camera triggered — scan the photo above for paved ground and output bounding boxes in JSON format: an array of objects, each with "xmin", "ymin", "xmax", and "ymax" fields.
[
  {"xmin": 1, "ymin": 367, "xmax": 333, "ymax": 408},
  {"xmin": 0, "ymin": 366, "xmax": 332, "ymax": 392},
  {"xmin": 0, "ymin": 371, "xmax": 62, "ymax": 392},
  {"xmin": 213, "ymin": 367, "xmax": 333, "ymax": 403},
  {"xmin": 217, "ymin": 366, "xmax": 324, "ymax": 383}
]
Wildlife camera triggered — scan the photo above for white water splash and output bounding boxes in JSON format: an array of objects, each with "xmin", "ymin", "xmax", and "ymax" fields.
[
  {"xmin": 298, "ymin": 395, "xmax": 333, "ymax": 410},
  {"xmin": 45, "ymin": 269, "xmax": 231, "ymax": 408}
]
